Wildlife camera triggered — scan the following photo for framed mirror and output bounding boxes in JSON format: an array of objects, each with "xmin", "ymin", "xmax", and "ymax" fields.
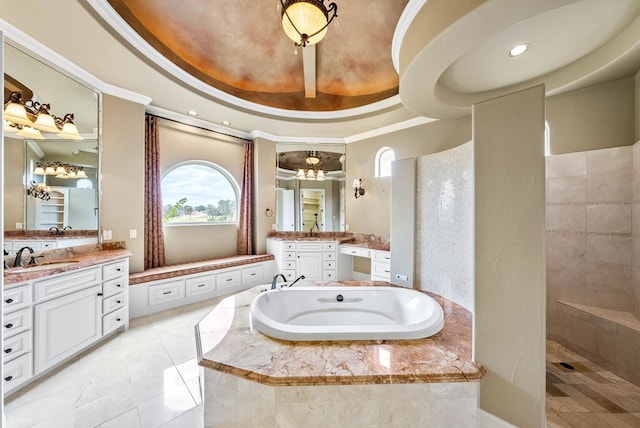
[
  {"xmin": 3, "ymin": 39, "xmax": 100, "ymax": 236},
  {"xmin": 276, "ymin": 143, "xmax": 346, "ymax": 232}
]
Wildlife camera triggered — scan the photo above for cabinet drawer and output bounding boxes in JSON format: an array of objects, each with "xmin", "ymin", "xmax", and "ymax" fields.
[
  {"xmin": 41, "ymin": 241, "xmax": 57, "ymax": 251},
  {"xmin": 3, "ymin": 352, "xmax": 32, "ymax": 392},
  {"xmin": 3, "ymin": 308, "xmax": 31, "ymax": 338},
  {"xmin": 371, "ymin": 250, "xmax": 391, "ymax": 263},
  {"xmin": 148, "ymin": 280, "xmax": 185, "ymax": 306},
  {"xmin": 3, "ymin": 330, "xmax": 32, "ymax": 362},
  {"xmin": 103, "ymin": 277, "xmax": 127, "ymax": 298},
  {"xmin": 216, "ymin": 270, "xmax": 241, "ymax": 290},
  {"xmin": 35, "ymin": 267, "xmax": 101, "ymax": 301},
  {"xmin": 323, "ymin": 270, "xmax": 336, "ymax": 280},
  {"xmin": 339, "ymin": 246, "xmax": 370, "ymax": 258},
  {"xmin": 12, "ymin": 241, "xmax": 42, "ymax": 251},
  {"xmin": 103, "ymin": 307, "xmax": 127, "ymax": 335},
  {"xmin": 284, "ymin": 260, "xmax": 296, "ymax": 270},
  {"xmin": 283, "ymin": 270, "xmax": 296, "ymax": 281},
  {"xmin": 284, "ymin": 242, "xmax": 296, "ymax": 251},
  {"xmin": 242, "ymin": 265, "xmax": 263, "ymax": 285},
  {"xmin": 4, "ymin": 285, "xmax": 32, "ymax": 313},
  {"xmin": 323, "ymin": 242, "xmax": 336, "ymax": 251},
  {"xmin": 102, "ymin": 292, "xmax": 127, "ymax": 314},
  {"xmin": 284, "ymin": 251, "xmax": 296, "ymax": 260},
  {"xmin": 323, "ymin": 252, "xmax": 336, "ymax": 261},
  {"xmin": 296, "ymin": 242, "xmax": 323, "ymax": 252},
  {"xmin": 103, "ymin": 260, "xmax": 128, "ymax": 281},
  {"xmin": 186, "ymin": 275, "xmax": 216, "ymax": 296},
  {"xmin": 323, "ymin": 261, "xmax": 335, "ymax": 270},
  {"xmin": 372, "ymin": 261, "xmax": 391, "ymax": 277}
]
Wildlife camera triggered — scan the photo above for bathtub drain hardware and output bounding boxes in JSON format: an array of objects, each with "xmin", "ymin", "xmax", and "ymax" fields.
[
  {"xmin": 336, "ymin": 294, "xmax": 344, "ymax": 302},
  {"xmin": 559, "ymin": 362, "xmax": 575, "ymax": 370}
]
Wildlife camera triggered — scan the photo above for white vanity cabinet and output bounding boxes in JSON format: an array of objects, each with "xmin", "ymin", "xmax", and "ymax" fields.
[
  {"xmin": 3, "ymin": 283, "xmax": 33, "ymax": 393},
  {"xmin": 267, "ymin": 239, "xmax": 347, "ymax": 282},
  {"xmin": 370, "ymin": 249, "xmax": 392, "ymax": 282},
  {"xmin": 2, "ymin": 257, "xmax": 130, "ymax": 394}
]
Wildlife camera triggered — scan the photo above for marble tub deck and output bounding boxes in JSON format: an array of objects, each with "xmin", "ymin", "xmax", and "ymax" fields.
[{"xmin": 196, "ymin": 284, "xmax": 484, "ymax": 386}]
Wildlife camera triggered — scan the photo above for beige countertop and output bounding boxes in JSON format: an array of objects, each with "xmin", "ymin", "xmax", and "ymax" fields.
[{"xmin": 196, "ymin": 284, "xmax": 484, "ymax": 386}]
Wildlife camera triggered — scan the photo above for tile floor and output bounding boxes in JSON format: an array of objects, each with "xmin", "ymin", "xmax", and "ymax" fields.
[
  {"xmin": 4, "ymin": 297, "xmax": 225, "ymax": 428},
  {"xmin": 546, "ymin": 340, "xmax": 640, "ymax": 427},
  {"xmin": 6, "ymin": 302, "xmax": 640, "ymax": 428}
]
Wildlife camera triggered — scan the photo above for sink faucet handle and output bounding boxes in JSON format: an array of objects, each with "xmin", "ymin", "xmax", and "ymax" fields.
[{"xmin": 28, "ymin": 255, "xmax": 45, "ymax": 265}]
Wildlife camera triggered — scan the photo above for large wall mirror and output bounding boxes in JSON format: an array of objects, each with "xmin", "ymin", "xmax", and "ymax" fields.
[
  {"xmin": 3, "ymin": 39, "xmax": 100, "ymax": 234},
  {"xmin": 276, "ymin": 143, "xmax": 345, "ymax": 232}
]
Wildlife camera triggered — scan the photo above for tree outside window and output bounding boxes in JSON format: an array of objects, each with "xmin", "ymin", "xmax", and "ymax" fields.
[{"xmin": 161, "ymin": 162, "xmax": 239, "ymax": 224}]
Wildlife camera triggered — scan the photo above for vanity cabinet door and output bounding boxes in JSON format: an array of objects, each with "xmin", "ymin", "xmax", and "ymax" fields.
[
  {"xmin": 296, "ymin": 252, "xmax": 323, "ymax": 281},
  {"xmin": 34, "ymin": 285, "xmax": 101, "ymax": 374}
]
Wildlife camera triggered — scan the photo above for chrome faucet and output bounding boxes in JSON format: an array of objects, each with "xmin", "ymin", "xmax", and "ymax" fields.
[
  {"xmin": 49, "ymin": 226, "xmax": 61, "ymax": 236},
  {"xmin": 288, "ymin": 275, "xmax": 305, "ymax": 287},
  {"xmin": 63, "ymin": 226, "xmax": 72, "ymax": 233},
  {"xmin": 13, "ymin": 246, "xmax": 34, "ymax": 267},
  {"xmin": 271, "ymin": 273, "xmax": 288, "ymax": 290}
]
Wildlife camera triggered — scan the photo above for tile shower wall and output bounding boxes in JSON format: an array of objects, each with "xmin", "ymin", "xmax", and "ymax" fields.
[
  {"xmin": 416, "ymin": 141, "xmax": 474, "ymax": 311},
  {"xmin": 634, "ymin": 141, "xmax": 640, "ymax": 319},
  {"xmin": 546, "ymin": 146, "xmax": 634, "ymax": 338}
]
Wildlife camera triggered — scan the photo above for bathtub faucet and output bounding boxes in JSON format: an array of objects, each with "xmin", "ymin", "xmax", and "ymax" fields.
[
  {"xmin": 287, "ymin": 275, "xmax": 305, "ymax": 287},
  {"xmin": 271, "ymin": 273, "xmax": 288, "ymax": 290}
]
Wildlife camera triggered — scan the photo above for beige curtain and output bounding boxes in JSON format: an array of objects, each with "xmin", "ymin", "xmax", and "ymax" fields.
[
  {"xmin": 144, "ymin": 114, "xmax": 166, "ymax": 268},
  {"xmin": 237, "ymin": 140, "xmax": 254, "ymax": 255}
]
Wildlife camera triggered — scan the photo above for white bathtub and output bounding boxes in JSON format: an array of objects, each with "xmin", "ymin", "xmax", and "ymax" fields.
[{"xmin": 250, "ymin": 286, "xmax": 444, "ymax": 341}]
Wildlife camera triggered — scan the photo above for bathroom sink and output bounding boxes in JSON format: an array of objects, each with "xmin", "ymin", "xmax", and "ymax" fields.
[{"xmin": 7, "ymin": 260, "xmax": 80, "ymax": 273}]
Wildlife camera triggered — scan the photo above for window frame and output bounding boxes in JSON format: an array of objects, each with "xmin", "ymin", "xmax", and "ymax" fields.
[
  {"xmin": 161, "ymin": 160, "xmax": 240, "ymax": 226},
  {"xmin": 375, "ymin": 146, "xmax": 395, "ymax": 178}
]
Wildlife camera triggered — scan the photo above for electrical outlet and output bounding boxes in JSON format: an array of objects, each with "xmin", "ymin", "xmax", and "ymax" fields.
[
  {"xmin": 15, "ymin": 222, "xmax": 23, "ymax": 229},
  {"xmin": 103, "ymin": 229, "xmax": 112, "ymax": 240},
  {"xmin": 129, "ymin": 229, "xmax": 137, "ymax": 238},
  {"xmin": 345, "ymin": 224, "xmax": 349, "ymax": 231}
]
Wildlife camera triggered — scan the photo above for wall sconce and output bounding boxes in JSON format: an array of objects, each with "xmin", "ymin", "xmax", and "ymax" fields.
[
  {"xmin": 352, "ymin": 178, "xmax": 365, "ymax": 199},
  {"xmin": 26, "ymin": 180, "xmax": 51, "ymax": 200}
]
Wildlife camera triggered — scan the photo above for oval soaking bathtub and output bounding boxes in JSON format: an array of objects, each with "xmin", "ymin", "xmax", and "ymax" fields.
[{"xmin": 250, "ymin": 286, "xmax": 444, "ymax": 341}]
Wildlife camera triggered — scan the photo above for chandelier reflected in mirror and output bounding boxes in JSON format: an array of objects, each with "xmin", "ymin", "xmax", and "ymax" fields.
[
  {"xmin": 280, "ymin": 0, "xmax": 338, "ymax": 47},
  {"xmin": 296, "ymin": 151, "xmax": 325, "ymax": 180}
]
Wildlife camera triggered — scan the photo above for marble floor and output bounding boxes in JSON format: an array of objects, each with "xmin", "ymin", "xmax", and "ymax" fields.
[
  {"xmin": 546, "ymin": 340, "xmax": 640, "ymax": 427},
  {"xmin": 4, "ymin": 297, "xmax": 225, "ymax": 428}
]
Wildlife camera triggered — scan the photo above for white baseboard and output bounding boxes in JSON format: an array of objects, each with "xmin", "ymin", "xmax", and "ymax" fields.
[{"xmin": 478, "ymin": 409, "xmax": 517, "ymax": 428}]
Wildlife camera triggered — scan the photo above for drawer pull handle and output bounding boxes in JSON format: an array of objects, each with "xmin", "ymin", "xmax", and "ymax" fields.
[
  {"xmin": 4, "ymin": 323, "xmax": 13, "ymax": 329},
  {"xmin": 116, "ymin": 300, "xmax": 122, "ymax": 304},
  {"xmin": 97, "ymin": 292, "xmax": 104, "ymax": 297},
  {"xmin": 250, "ymin": 273, "xmax": 256, "ymax": 276},
  {"xmin": 4, "ymin": 348, "xmax": 13, "ymax": 354},
  {"xmin": 117, "ymin": 284, "xmax": 123, "ymax": 288},
  {"xmin": 116, "ymin": 268, "xmax": 122, "ymax": 272},
  {"xmin": 162, "ymin": 291, "xmax": 172, "ymax": 295},
  {"xmin": 197, "ymin": 284, "xmax": 205, "ymax": 288},
  {"xmin": 385, "ymin": 257, "xmax": 391, "ymax": 260},
  {"xmin": 384, "ymin": 270, "xmax": 390, "ymax": 273},
  {"xmin": 5, "ymin": 376, "xmax": 13, "ymax": 382},
  {"xmin": 5, "ymin": 298, "xmax": 14, "ymax": 304},
  {"xmin": 116, "ymin": 318, "xmax": 122, "ymax": 322},
  {"xmin": 226, "ymin": 278, "xmax": 232, "ymax": 282}
]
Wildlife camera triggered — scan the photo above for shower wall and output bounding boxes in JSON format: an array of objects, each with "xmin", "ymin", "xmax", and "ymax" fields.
[{"xmin": 546, "ymin": 145, "xmax": 634, "ymax": 338}]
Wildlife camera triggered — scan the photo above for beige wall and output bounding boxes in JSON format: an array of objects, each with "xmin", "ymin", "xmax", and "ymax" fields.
[
  {"xmin": 158, "ymin": 119, "xmax": 245, "ymax": 264},
  {"xmin": 547, "ymin": 76, "xmax": 635, "ymax": 155},
  {"xmin": 345, "ymin": 117, "xmax": 472, "ymax": 236},
  {"xmin": 253, "ymin": 137, "xmax": 276, "ymax": 254},
  {"xmin": 474, "ymin": 85, "xmax": 546, "ymax": 428},
  {"xmin": 100, "ymin": 94, "xmax": 146, "ymax": 273},
  {"xmin": 636, "ymin": 71, "xmax": 640, "ymax": 142}
]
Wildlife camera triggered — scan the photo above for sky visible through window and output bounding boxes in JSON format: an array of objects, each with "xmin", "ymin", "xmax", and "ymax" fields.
[{"xmin": 162, "ymin": 163, "xmax": 237, "ymax": 223}]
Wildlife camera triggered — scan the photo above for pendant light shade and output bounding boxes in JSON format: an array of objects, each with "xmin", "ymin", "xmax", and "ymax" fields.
[
  {"xmin": 280, "ymin": 0, "xmax": 338, "ymax": 47},
  {"xmin": 4, "ymin": 100, "xmax": 32, "ymax": 126}
]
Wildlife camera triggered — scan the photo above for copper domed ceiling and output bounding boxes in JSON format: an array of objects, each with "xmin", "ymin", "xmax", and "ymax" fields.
[{"xmin": 107, "ymin": 0, "xmax": 407, "ymax": 112}]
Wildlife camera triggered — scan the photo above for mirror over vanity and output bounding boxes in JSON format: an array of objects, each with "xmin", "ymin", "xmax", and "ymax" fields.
[
  {"xmin": 275, "ymin": 143, "xmax": 346, "ymax": 233},
  {"xmin": 3, "ymin": 39, "xmax": 101, "ymax": 252}
]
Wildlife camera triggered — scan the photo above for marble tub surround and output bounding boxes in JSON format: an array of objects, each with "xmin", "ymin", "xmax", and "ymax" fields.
[
  {"xmin": 4, "ymin": 242, "xmax": 131, "ymax": 285},
  {"xmin": 196, "ymin": 285, "xmax": 483, "ymax": 385},
  {"xmin": 128, "ymin": 254, "xmax": 274, "ymax": 285}
]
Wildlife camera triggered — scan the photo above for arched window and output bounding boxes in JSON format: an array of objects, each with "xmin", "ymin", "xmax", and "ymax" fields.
[
  {"xmin": 375, "ymin": 146, "xmax": 395, "ymax": 177},
  {"xmin": 161, "ymin": 161, "xmax": 239, "ymax": 224}
]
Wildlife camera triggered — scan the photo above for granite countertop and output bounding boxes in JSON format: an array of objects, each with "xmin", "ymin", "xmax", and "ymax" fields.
[
  {"xmin": 340, "ymin": 242, "xmax": 391, "ymax": 252},
  {"xmin": 196, "ymin": 284, "xmax": 484, "ymax": 386},
  {"xmin": 3, "ymin": 242, "xmax": 131, "ymax": 285}
]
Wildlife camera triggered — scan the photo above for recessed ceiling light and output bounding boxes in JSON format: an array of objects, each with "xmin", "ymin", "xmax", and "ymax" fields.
[
  {"xmin": 222, "ymin": 120, "xmax": 231, "ymax": 126},
  {"xmin": 508, "ymin": 43, "xmax": 529, "ymax": 58},
  {"xmin": 187, "ymin": 110, "xmax": 198, "ymax": 116}
]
